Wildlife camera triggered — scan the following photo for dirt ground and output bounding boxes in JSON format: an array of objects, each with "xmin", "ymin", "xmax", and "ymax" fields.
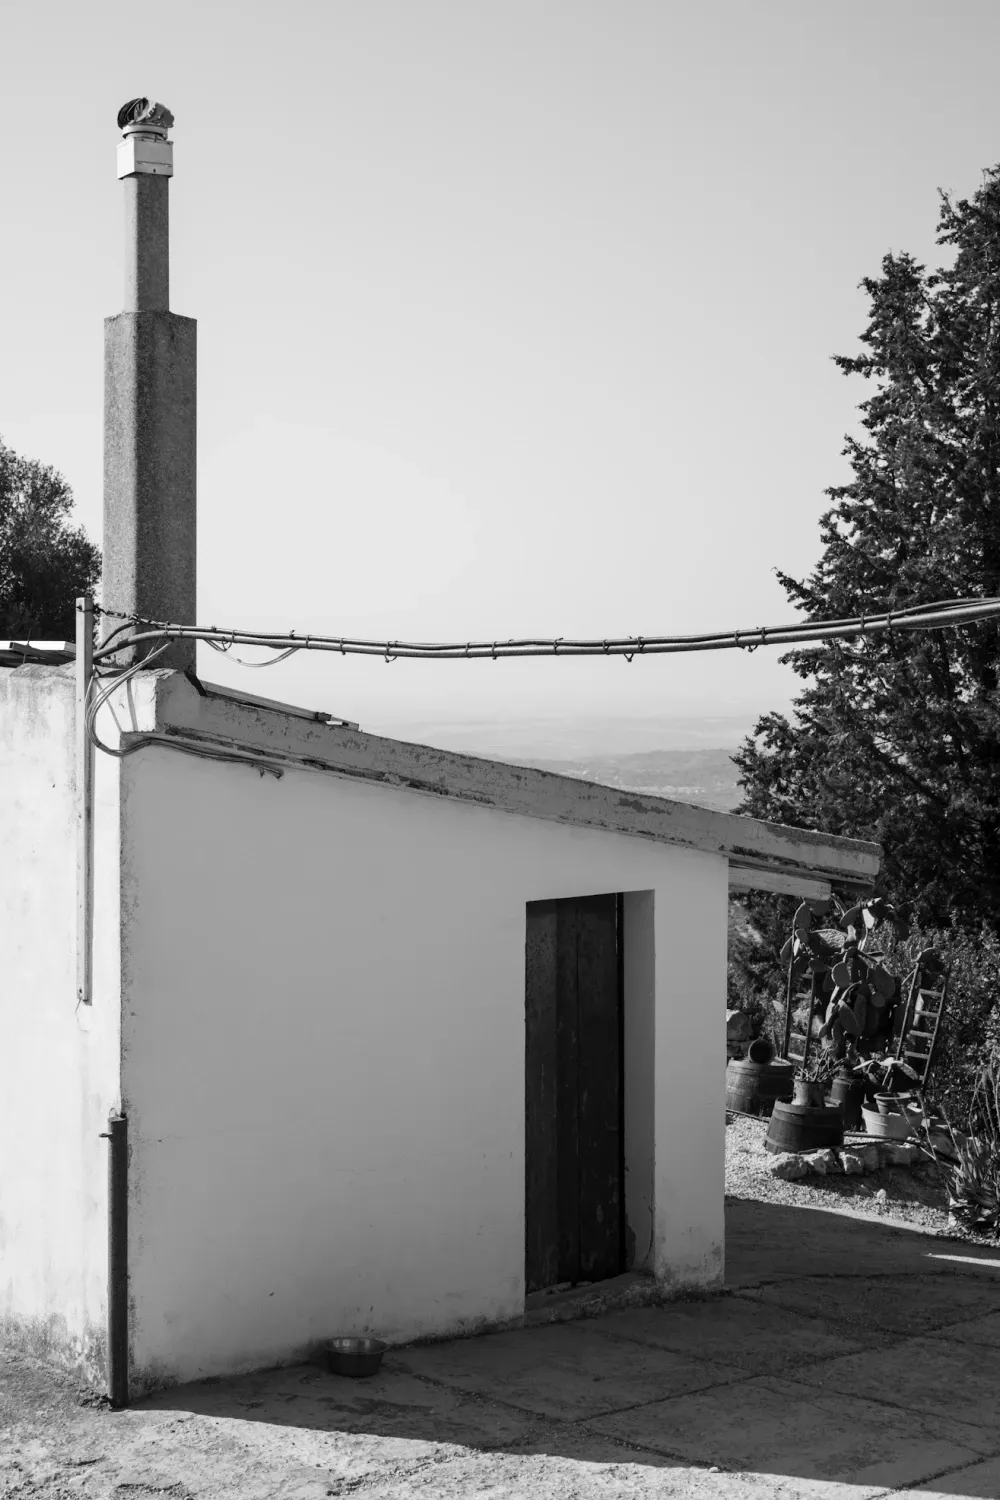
[
  {"xmin": 725, "ymin": 1113, "xmax": 968, "ymax": 1238},
  {"xmin": 3, "ymin": 1158, "xmax": 1000, "ymax": 1498}
]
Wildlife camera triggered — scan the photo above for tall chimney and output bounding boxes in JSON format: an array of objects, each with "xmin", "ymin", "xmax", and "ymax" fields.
[{"xmin": 102, "ymin": 99, "xmax": 196, "ymax": 672}]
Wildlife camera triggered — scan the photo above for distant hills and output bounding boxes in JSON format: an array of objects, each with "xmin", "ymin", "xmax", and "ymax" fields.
[{"xmin": 521, "ymin": 747, "xmax": 744, "ymax": 813}]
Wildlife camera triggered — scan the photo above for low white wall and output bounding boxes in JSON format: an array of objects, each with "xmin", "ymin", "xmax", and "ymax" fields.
[
  {"xmin": 0, "ymin": 668, "xmax": 121, "ymax": 1382},
  {"xmin": 120, "ymin": 743, "xmax": 726, "ymax": 1389}
]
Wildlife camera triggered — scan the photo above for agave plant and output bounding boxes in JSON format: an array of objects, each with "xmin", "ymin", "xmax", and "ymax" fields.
[
  {"xmin": 947, "ymin": 1136, "xmax": 1000, "ymax": 1237},
  {"xmin": 946, "ymin": 1062, "xmax": 1000, "ymax": 1239}
]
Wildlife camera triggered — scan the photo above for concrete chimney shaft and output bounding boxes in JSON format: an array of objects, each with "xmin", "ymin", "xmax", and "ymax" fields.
[
  {"xmin": 102, "ymin": 99, "xmax": 196, "ymax": 672},
  {"xmin": 120, "ymin": 101, "xmax": 173, "ymax": 310}
]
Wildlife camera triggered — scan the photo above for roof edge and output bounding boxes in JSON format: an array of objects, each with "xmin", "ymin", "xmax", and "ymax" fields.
[{"xmin": 119, "ymin": 671, "xmax": 882, "ymax": 886}]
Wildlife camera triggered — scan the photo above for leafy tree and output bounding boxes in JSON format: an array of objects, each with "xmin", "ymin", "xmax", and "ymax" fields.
[
  {"xmin": 735, "ymin": 166, "xmax": 1000, "ymax": 935},
  {"xmin": 0, "ymin": 437, "xmax": 100, "ymax": 639}
]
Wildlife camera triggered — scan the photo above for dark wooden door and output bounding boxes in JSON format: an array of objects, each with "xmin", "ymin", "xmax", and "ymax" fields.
[{"xmin": 525, "ymin": 893, "xmax": 623, "ymax": 1294}]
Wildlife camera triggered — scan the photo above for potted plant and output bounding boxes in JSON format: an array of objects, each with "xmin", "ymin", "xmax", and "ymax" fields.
[
  {"xmin": 793, "ymin": 1050, "xmax": 838, "ymax": 1108},
  {"xmin": 827, "ymin": 1043, "xmax": 868, "ymax": 1130},
  {"xmin": 767, "ymin": 1047, "xmax": 846, "ymax": 1153},
  {"xmin": 854, "ymin": 1053, "xmax": 919, "ymax": 1112}
]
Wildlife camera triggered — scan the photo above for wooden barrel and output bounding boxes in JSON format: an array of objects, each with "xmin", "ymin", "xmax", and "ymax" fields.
[
  {"xmin": 765, "ymin": 1101, "xmax": 845, "ymax": 1154},
  {"xmin": 726, "ymin": 1057, "xmax": 794, "ymax": 1117}
]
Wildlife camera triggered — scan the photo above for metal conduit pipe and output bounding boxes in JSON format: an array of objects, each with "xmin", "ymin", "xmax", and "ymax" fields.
[
  {"xmin": 101, "ymin": 1113, "xmax": 129, "ymax": 1408},
  {"xmin": 75, "ymin": 597, "xmax": 94, "ymax": 1007}
]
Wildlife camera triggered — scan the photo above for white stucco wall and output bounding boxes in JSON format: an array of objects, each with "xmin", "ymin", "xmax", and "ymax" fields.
[
  {"xmin": 120, "ymin": 742, "xmax": 727, "ymax": 1389},
  {"xmin": 0, "ymin": 668, "xmax": 121, "ymax": 1381}
]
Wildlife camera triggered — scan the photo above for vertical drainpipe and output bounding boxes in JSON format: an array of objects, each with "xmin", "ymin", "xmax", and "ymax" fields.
[
  {"xmin": 76, "ymin": 596, "xmax": 94, "ymax": 1009},
  {"xmin": 101, "ymin": 1113, "xmax": 129, "ymax": 1408}
]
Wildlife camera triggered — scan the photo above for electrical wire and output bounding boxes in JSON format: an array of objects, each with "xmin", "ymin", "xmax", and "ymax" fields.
[
  {"xmin": 205, "ymin": 639, "xmax": 302, "ymax": 668},
  {"xmin": 86, "ymin": 642, "xmax": 172, "ymax": 759},
  {"xmin": 85, "ymin": 641, "xmax": 287, "ymax": 777},
  {"xmin": 90, "ymin": 595, "xmax": 1000, "ymax": 666}
]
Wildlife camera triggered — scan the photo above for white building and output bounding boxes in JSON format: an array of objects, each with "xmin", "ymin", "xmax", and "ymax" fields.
[
  {"xmin": 0, "ymin": 101, "xmax": 880, "ymax": 1401},
  {"xmin": 1, "ymin": 662, "xmax": 879, "ymax": 1398}
]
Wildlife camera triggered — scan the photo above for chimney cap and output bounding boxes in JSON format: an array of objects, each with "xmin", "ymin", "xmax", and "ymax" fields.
[{"xmin": 117, "ymin": 98, "xmax": 174, "ymax": 135}]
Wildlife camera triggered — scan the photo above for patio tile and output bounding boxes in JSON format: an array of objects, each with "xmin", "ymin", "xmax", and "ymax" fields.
[
  {"xmin": 737, "ymin": 1273, "xmax": 1000, "ymax": 1336},
  {"xmin": 392, "ymin": 1322, "xmax": 742, "ymax": 1420},
  {"xmin": 372, "ymin": 1442, "xmax": 886, "ymax": 1499},
  {"xmin": 587, "ymin": 1374, "xmax": 992, "ymax": 1489},
  {"xmin": 587, "ymin": 1295, "xmax": 873, "ymax": 1372},
  {"xmin": 792, "ymin": 1334, "xmax": 1000, "ymax": 1431},
  {"xmin": 145, "ymin": 1361, "xmax": 535, "ymax": 1451},
  {"xmin": 928, "ymin": 1309, "xmax": 1000, "ymax": 1348},
  {"xmin": 900, "ymin": 1454, "xmax": 1000, "ymax": 1495}
]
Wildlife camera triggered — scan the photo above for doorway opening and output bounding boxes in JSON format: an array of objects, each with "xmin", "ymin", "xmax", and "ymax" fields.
[{"xmin": 524, "ymin": 892, "xmax": 625, "ymax": 1295}]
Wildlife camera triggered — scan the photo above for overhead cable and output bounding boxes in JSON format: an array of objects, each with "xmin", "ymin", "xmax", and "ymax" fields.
[{"xmin": 90, "ymin": 595, "xmax": 1000, "ymax": 666}]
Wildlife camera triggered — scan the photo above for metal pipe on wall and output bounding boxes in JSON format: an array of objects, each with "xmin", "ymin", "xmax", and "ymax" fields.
[
  {"xmin": 76, "ymin": 596, "xmax": 94, "ymax": 1007},
  {"xmin": 102, "ymin": 1112, "xmax": 129, "ymax": 1407}
]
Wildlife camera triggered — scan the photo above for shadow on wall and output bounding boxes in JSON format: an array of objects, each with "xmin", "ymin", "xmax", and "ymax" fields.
[{"xmin": 136, "ymin": 1200, "xmax": 1000, "ymax": 1492}]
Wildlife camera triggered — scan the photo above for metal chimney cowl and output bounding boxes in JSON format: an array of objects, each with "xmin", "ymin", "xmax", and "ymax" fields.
[{"xmin": 117, "ymin": 99, "xmax": 175, "ymax": 181}]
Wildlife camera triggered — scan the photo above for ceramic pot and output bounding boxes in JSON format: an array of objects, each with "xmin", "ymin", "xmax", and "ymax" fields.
[
  {"xmin": 747, "ymin": 1036, "xmax": 775, "ymax": 1065},
  {"xmin": 793, "ymin": 1078, "xmax": 826, "ymax": 1108},
  {"xmin": 875, "ymin": 1092, "xmax": 916, "ymax": 1116},
  {"xmin": 828, "ymin": 1073, "xmax": 867, "ymax": 1131}
]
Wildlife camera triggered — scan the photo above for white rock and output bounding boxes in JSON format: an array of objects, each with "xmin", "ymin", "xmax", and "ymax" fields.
[
  {"xmin": 839, "ymin": 1151, "xmax": 864, "ymax": 1175},
  {"xmin": 853, "ymin": 1143, "xmax": 882, "ymax": 1172},
  {"xmin": 803, "ymin": 1149, "xmax": 841, "ymax": 1175},
  {"xmin": 767, "ymin": 1152, "xmax": 808, "ymax": 1180},
  {"xmin": 873, "ymin": 1187, "xmax": 889, "ymax": 1209}
]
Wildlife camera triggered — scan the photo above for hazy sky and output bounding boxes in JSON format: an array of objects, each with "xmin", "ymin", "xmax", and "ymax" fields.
[{"xmin": 3, "ymin": 1, "xmax": 998, "ymax": 750}]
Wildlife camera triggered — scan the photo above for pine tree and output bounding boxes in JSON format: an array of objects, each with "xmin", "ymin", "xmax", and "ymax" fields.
[
  {"xmin": 735, "ymin": 168, "xmax": 1000, "ymax": 931},
  {"xmin": 0, "ymin": 438, "xmax": 100, "ymax": 640}
]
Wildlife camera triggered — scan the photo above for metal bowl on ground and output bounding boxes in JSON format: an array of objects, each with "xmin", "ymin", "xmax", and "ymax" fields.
[{"xmin": 324, "ymin": 1336, "xmax": 387, "ymax": 1377}]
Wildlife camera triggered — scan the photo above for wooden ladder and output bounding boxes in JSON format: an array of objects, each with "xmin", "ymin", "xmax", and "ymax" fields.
[
  {"xmin": 893, "ymin": 959, "xmax": 948, "ymax": 1089},
  {"xmin": 781, "ymin": 967, "xmax": 820, "ymax": 1068}
]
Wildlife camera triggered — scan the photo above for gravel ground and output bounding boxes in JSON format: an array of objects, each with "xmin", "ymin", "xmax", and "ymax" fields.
[{"xmin": 725, "ymin": 1112, "xmax": 958, "ymax": 1236}]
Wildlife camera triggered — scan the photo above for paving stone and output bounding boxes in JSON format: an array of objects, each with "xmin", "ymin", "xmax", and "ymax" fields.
[
  {"xmin": 147, "ymin": 1362, "xmax": 533, "ymax": 1451},
  {"xmin": 725, "ymin": 1200, "xmax": 1000, "ymax": 1287},
  {"xmin": 392, "ymin": 1322, "xmax": 740, "ymax": 1420},
  {"xmin": 793, "ymin": 1333, "xmax": 1000, "ymax": 1431},
  {"xmin": 737, "ymin": 1273, "xmax": 1000, "ymax": 1335},
  {"xmin": 585, "ymin": 1295, "xmax": 874, "ymax": 1373},
  {"xmin": 371, "ymin": 1442, "xmax": 886, "ymax": 1498},
  {"xmin": 929, "ymin": 1308, "xmax": 1000, "ymax": 1348},
  {"xmin": 900, "ymin": 1453, "xmax": 1000, "ymax": 1495},
  {"xmin": 587, "ymin": 1374, "xmax": 993, "ymax": 1489}
]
